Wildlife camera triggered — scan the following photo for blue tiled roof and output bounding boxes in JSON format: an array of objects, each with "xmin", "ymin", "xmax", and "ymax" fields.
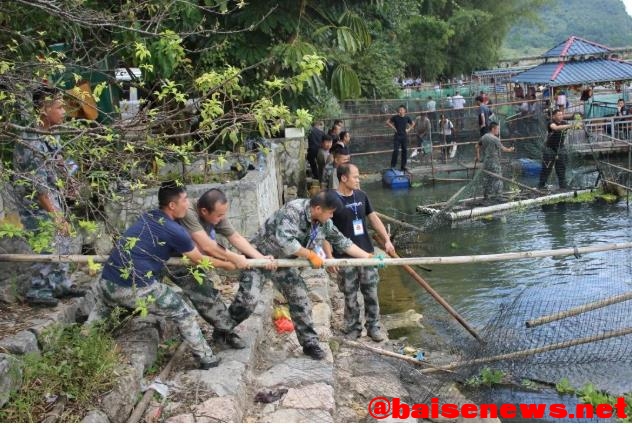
[
  {"xmin": 543, "ymin": 36, "xmax": 611, "ymax": 58},
  {"xmin": 512, "ymin": 59, "xmax": 632, "ymax": 86}
]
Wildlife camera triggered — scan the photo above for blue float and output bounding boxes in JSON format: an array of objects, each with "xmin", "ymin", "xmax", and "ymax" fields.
[{"xmin": 382, "ymin": 169, "xmax": 411, "ymax": 189}]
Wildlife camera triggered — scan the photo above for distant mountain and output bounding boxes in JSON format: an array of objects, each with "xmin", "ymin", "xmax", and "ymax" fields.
[{"xmin": 503, "ymin": 0, "xmax": 632, "ymax": 58}]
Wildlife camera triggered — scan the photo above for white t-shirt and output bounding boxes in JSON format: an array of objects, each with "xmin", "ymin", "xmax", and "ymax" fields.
[
  {"xmin": 439, "ymin": 119, "xmax": 454, "ymax": 135},
  {"xmin": 452, "ymin": 95, "xmax": 466, "ymax": 109}
]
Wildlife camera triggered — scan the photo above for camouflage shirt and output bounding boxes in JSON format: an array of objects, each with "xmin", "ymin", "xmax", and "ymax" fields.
[
  {"xmin": 12, "ymin": 130, "xmax": 65, "ymax": 213},
  {"xmin": 252, "ymin": 198, "xmax": 352, "ymax": 258}
]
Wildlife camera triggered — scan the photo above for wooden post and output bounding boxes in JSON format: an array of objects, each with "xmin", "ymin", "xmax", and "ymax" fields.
[
  {"xmin": 127, "ymin": 342, "xmax": 187, "ymax": 423},
  {"xmin": 374, "ymin": 211, "xmax": 425, "ymax": 233}
]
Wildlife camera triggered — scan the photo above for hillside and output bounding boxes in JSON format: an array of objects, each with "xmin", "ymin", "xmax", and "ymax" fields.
[{"xmin": 503, "ymin": 0, "xmax": 632, "ymax": 57}]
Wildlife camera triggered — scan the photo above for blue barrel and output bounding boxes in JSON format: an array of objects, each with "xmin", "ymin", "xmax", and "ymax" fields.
[
  {"xmin": 516, "ymin": 158, "xmax": 542, "ymax": 176},
  {"xmin": 382, "ymin": 169, "xmax": 411, "ymax": 189}
]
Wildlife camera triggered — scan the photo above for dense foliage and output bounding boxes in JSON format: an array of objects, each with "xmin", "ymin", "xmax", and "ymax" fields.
[{"xmin": 504, "ymin": 0, "xmax": 632, "ymax": 57}]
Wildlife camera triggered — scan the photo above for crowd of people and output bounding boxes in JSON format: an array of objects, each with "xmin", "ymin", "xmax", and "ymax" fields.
[
  {"xmin": 10, "ymin": 83, "xmax": 605, "ymax": 371},
  {"xmin": 13, "ymin": 86, "xmax": 397, "ymax": 369}
]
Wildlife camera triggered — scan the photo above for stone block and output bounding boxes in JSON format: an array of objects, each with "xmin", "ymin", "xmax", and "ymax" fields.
[
  {"xmin": 101, "ymin": 364, "xmax": 142, "ymax": 423},
  {"xmin": 349, "ymin": 374, "xmax": 409, "ymax": 400},
  {"xmin": 81, "ymin": 410, "xmax": 110, "ymax": 423},
  {"xmin": 193, "ymin": 396, "xmax": 241, "ymax": 422},
  {"xmin": 257, "ymin": 357, "xmax": 334, "ymax": 387},
  {"xmin": 0, "ymin": 330, "xmax": 39, "ymax": 355},
  {"xmin": 312, "ymin": 303, "xmax": 331, "ymax": 327},
  {"xmin": 281, "ymin": 382, "xmax": 335, "ymax": 412},
  {"xmin": 0, "ymin": 353, "xmax": 22, "ymax": 408},
  {"xmin": 262, "ymin": 408, "xmax": 333, "ymax": 423},
  {"xmin": 173, "ymin": 360, "xmax": 246, "ymax": 397},
  {"xmin": 165, "ymin": 413, "xmax": 195, "ymax": 423}
]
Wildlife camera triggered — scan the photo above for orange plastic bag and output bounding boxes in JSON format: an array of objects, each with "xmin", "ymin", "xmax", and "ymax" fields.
[{"xmin": 274, "ymin": 317, "xmax": 294, "ymax": 333}]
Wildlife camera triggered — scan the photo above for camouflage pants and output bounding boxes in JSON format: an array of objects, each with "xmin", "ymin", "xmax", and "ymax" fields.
[
  {"xmin": 166, "ymin": 266, "xmax": 234, "ymax": 332},
  {"xmin": 482, "ymin": 161, "xmax": 503, "ymax": 198},
  {"xmin": 229, "ymin": 268, "xmax": 318, "ymax": 346},
  {"xmin": 20, "ymin": 211, "xmax": 73, "ymax": 300},
  {"xmin": 337, "ymin": 266, "xmax": 381, "ymax": 333},
  {"xmin": 87, "ymin": 278, "xmax": 215, "ymax": 361}
]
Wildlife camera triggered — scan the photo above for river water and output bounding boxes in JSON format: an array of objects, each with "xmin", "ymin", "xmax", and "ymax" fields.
[{"xmin": 362, "ymin": 176, "xmax": 632, "ymax": 404}]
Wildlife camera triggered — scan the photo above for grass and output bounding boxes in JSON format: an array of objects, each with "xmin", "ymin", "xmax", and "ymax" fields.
[{"xmin": 0, "ymin": 323, "xmax": 121, "ymax": 422}]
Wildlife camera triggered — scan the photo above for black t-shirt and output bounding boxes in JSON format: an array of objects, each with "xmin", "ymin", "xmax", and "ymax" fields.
[
  {"xmin": 546, "ymin": 119, "xmax": 568, "ymax": 150},
  {"xmin": 331, "ymin": 189, "xmax": 374, "ymax": 257},
  {"xmin": 308, "ymin": 126, "xmax": 324, "ymax": 151},
  {"xmin": 389, "ymin": 115, "xmax": 412, "ymax": 136}
]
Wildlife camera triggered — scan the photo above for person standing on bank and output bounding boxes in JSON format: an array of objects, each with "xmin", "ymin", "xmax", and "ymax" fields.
[
  {"xmin": 307, "ymin": 120, "xmax": 325, "ymax": 179},
  {"xmin": 329, "ymin": 163, "xmax": 394, "ymax": 342},
  {"xmin": 12, "ymin": 86, "xmax": 85, "ymax": 306},
  {"xmin": 87, "ymin": 182, "xmax": 228, "ymax": 370},
  {"xmin": 174, "ymin": 188, "xmax": 276, "ymax": 349},
  {"xmin": 225, "ymin": 191, "xmax": 374, "ymax": 360},
  {"xmin": 538, "ymin": 109, "xmax": 575, "ymax": 190},
  {"xmin": 386, "ymin": 105, "xmax": 415, "ymax": 171},
  {"xmin": 476, "ymin": 122, "xmax": 515, "ymax": 198}
]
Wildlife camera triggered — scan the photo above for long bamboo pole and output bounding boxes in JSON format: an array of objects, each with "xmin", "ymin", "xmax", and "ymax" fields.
[
  {"xmin": 374, "ymin": 211, "xmax": 425, "ymax": 233},
  {"xmin": 421, "ymin": 326, "xmax": 632, "ymax": 373},
  {"xmin": 526, "ymin": 290, "xmax": 632, "ymax": 328},
  {"xmin": 336, "ymin": 338, "xmax": 454, "ymax": 372},
  {"xmin": 480, "ymin": 169, "xmax": 543, "ymax": 195},
  {"xmin": 388, "ymin": 249, "xmax": 482, "ymax": 342},
  {"xmin": 1, "ymin": 242, "xmax": 631, "ymax": 267}
]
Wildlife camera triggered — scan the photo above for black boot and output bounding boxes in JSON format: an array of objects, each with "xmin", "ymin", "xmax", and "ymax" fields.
[{"xmin": 212, "ymin": 330, "xmax": 246, "ymax": 349}]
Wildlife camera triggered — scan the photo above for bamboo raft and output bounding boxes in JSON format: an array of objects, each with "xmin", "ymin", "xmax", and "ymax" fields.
[{"xmin": 417, "ymin": 189, "xmax": 594, "ymax": 221}]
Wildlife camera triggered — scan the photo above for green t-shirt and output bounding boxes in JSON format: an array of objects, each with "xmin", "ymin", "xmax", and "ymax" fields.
[{"xmin": 178, "ymin": 203, "xmax": 236, "ymax": 240}]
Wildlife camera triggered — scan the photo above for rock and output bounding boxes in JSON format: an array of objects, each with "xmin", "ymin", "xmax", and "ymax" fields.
[
  {"xmin": 165, "ymin": 413, "xmax": 195, "ymax": 423},
  {"xmin": 81, "ymin": 410, "xmax": 110, "ymax": 423},
  {"xmin": 0, "ymin": 235, "xmax": 34, "ymax": 302},
  {"xmin": 101, "ymin": 364, "xmax": 142, "ymax": 422},
  {"xmin": 349, "ymin": 374, "xmax": 409, "ymax": 400},
  {"xmin": 334, "ymin": 406, "xmax": 360, "ymax": 422},
  {"xmin": 262, "ymin": 408, "xmax": 333, "ymax": 423},
  {"xmin": 0, "ymin": 353, "xmax": 22, "ymax": 408},
  {"xmin": 312, "ymin": 303, "xmax": 331, "ymax": 327},
  {"xmin": 257, "ymin": 357, "xmax": 334, "ymax": 387},
  {"xmin": 281, "ymin": 383, "xmax": 335, "ymax": 412},
  {"xmin": 173, "ymin": 360, "xmax": 246, "ymax": 397},
  {"xmin": 193, "ymin": 396, "xmax": 241, "ymax": 422},
  {"xmin": 116, "ymin": 317, "xmax": 160, "ymax": 374},
  {"xmin": 381, "ymin": 309, "xmax": 424, "ymax": 330},
  {"xmin": 0, "ymin": 330, "xmax": 39, "ymax": 355}
]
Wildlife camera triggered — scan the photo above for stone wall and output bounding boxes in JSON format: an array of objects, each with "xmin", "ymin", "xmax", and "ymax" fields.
[
  {"xmin": 272, "ymin": 137, "xmax": 307, "ymax": 198},
  {"xmin": 100, "ymin": 146, "xmax": 281, "ymax": 253}
]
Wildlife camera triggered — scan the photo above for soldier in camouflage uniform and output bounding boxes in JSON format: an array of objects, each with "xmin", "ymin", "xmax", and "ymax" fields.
[
  {"xmin": 329, "ymin": 163, "xmax": 395, "ymax": 342},
  {"xmin": 12, "ymin": 87, "xmax": 84, "ymax": 306},
  {"xmin": 226, "ymin": 190, "xmax": 373, "ymax": 360},
  {"xmin": 87, "ymin": 182, "xmax": 223, "ymax": 369},
  {"xmin": 476, "ymin": 122, "xmax": 515, "ymax": 198},
  {"xmin": 173, "ymin": 188, "xmax": 276, "ymax": 350}
]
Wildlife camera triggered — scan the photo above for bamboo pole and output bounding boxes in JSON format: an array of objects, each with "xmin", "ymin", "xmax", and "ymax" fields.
[
  {"xmin": 374, "ymin": 211, "xmax": 425, "ymax": 233},
  {"xmin": 480, "ymin": 169, "xmax": 543, "ymax": 195},
  {"xmin": 526, "ymin": 290, "xmax": 632, "ymax": 328},
  {"xmin": 445, "ymin": 189, "xmax": 593, "ymax": 221},
  {"xmin": 421, "ymin": 326, "xmax": 632, "ymax": 373},
  {"xmin": 0, "ymin": 242, "xmax": 631, "ymax": 267},
  {"xmin": 388, "ymin": 249, "xmax": 482, "ymax": 342},
  {"xmin": 336, "ymin": 338, "xmax": 454, "ymax": 372},
  {"xmin": 127, "ymin": 342, "xmax": 187, "ymax": 423}
]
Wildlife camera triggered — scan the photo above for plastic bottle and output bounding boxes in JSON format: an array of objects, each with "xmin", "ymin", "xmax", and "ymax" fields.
[{"xmin": 257, "ymin": 152, "xmax": 266, "ymax": 172}]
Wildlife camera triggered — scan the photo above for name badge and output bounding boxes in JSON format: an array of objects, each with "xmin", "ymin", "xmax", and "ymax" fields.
[{"xmin": 353, "ymin": 219, "xmax": 364, "ymax": 236}]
